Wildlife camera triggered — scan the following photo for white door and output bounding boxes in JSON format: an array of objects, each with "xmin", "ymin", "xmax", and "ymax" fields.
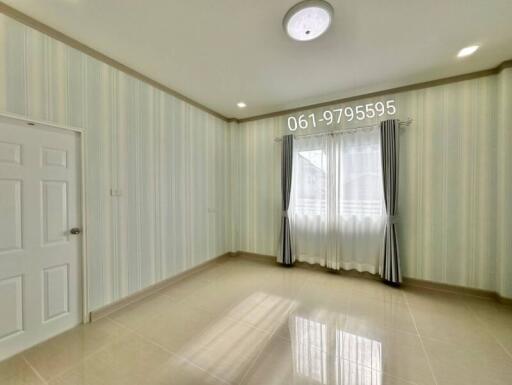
[{"xmin": 0, "ymin": 117, "xmax": 82, "ymax": 361}]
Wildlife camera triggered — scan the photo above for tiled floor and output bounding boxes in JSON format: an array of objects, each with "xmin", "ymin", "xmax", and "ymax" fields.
[{"xmin": 2, "ymin": 256, "xmax": 512, "ymax": 385}]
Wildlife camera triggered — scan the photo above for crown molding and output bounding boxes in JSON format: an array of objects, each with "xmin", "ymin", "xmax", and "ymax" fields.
[
  {"xmin": 238, "ymin": 59, "xmax": 512, "ymax": 123},
  {"xmin": 2, "ymin": 2, "xmax": 511, "ymax": 125},
  {"xmin": 0, "ymin": 2, "xmax": 229, "ymax": 121}
]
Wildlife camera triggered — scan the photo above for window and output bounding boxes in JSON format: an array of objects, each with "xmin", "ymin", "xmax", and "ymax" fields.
[
  {"xmin": 294, "ymin": 149, "xmax": 327, "ymax": 214},
  {"xmin": 291, "ymin": 130, "xmax": 384, "ymax": 218},
  {"xmin": 338, "ymin": 142, "xmax": 383, "ymax": 216},
  {"xmin": 289, "ymin": 129, "xmax": 386, "ymax": 270}
]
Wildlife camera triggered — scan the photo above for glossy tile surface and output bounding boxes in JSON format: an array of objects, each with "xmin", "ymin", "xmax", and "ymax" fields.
[{"xmin": 2, "ymin": 256, "xmax": 512, "ymax": 385}]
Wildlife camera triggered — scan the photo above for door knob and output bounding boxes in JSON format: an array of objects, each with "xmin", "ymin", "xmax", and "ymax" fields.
[{"xmin": 70, "ymin": 228, "xmax": 81, "ymax": 235}]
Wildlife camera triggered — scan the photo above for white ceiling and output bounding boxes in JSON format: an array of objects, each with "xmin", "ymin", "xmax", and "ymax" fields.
[{"xmin": 4, "ymin": 0, "xmax": 512, "ymax": 119}]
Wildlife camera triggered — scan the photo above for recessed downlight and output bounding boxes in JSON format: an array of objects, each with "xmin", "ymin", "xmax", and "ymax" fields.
[
  {"xmin": 283, "ymin": 0, "xmax": 334, "ymax": 42},
  {"xmin": 237, "ymin": 102, "xmax": 247, "ymax": 108},
  {"xmin": 457, "ymin": 45, "xmax": 479, "ymax": 58}
]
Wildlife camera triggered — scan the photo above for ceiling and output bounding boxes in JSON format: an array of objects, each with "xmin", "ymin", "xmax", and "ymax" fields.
[{"xmin": 3, "ymin": 0, "xmax": 512, "ymax": 119}]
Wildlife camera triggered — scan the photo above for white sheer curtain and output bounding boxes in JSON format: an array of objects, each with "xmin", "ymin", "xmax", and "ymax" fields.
[{"xmin": 290, "ymin": 127, "xmax": 385, "ymax": 273}]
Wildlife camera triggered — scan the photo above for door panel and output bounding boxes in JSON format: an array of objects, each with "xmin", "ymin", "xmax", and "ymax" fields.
[
  {"xmin": 43, "ymin": 264, "xmax": 69, "ymax": 322},
  {"xmin": 0, "ymin": 276, "xmax": 23, "ymax": 340},
  {"xmin": 0, "ymin": 142, "xmax": 22, "ymax": 165},
  {"xmin": 41, "ymin": 180, "xmax": 69, "ymax": 245},
  {"xmin": 0, "ymin": 117, "xmax": 81, "ymax": 361},
  {"xmin": 41, "ymin": 148, "xmax": 67, "ymax": 168},
  {"xmin": 0, "ymin": 179, "xmax": 22, "ymax": 253}
]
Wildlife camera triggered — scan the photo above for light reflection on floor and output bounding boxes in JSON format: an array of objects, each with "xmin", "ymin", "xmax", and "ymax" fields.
[
  {"xmin": 292, "ymin": 314, "xmax": 382, "ymax": 385},
  {"xmin": 177, "ymin": 291, "xmax": 383, "ymax": 385},
  {"xmin": 8, "ymin": 257, "xmax": 512, "ymax": 385}
]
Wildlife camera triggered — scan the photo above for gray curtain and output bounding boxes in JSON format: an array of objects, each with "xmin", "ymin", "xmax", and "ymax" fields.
[
  {"xmin": 380, "ymin": 119, "xmax": 401, "ymax": 285},
  {"xmin": 278, "ymin": 134, "xmax": 294, "ymax": 265}
]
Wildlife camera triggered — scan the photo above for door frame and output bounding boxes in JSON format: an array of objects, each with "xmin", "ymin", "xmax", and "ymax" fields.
[{"xmin": 0, "ymin": 111, "xmax": 90, "ymax": 324}]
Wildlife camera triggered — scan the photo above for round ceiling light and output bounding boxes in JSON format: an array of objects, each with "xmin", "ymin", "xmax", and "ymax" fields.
[
  {"xmin": 283, "ymin": 0, "xmax": 334, "ymax": 42},
  {"xmin": 457, "ymin": 45, "xmax": 479, "ymax": 58}
]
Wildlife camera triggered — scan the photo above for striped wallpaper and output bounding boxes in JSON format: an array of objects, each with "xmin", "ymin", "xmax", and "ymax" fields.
[
  {"xmin": 0, "ymin": 14, "xmax": 233, "ymax": 311},
  {"xmin": 235, "ymin": 70, "xmax": 512, "ymax": 299},
  {"xmin": 1, "ymin": 12, "xmax": 511, "ymax": 306}
]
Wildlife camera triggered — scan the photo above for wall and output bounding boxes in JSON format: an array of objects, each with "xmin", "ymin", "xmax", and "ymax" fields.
[
  {"xmin": 0, "ymin": 14, "xmax": 232, "ymax": 311},
  {"xmin": 496, "ymin": 68, "xmax": 512, "ymax": 298},
  {"xmin": 1, "ymin": 11, "xmax": 511, "ymax": 303},
  {"xmin": 235, "ymin": 70, "xmax": 512, "ymax": 299}
]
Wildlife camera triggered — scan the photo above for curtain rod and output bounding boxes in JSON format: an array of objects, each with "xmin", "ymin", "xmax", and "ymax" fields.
[{"xmin": 274, "ymin": 118, "xmax": 413, "ymax": 142}]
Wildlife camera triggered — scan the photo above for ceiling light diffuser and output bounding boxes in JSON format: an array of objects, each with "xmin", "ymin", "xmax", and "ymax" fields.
[
  {"xmin": 284, "ymin": 0, "xmax": 334, "ymax": 42},
  {"xmin": 237, "ymin": 102, "xmax": 247, "ymax": 108},
  {"xmin": 457, "ymin": 45, "xmax": 479, "ymax": 58}
]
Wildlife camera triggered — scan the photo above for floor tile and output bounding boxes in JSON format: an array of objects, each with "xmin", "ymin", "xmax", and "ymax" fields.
[
  {"xmin": 243, "ymin": 323, "xmax": 434, "ymax": 385},
  {"xmin": 108, "ymin": 294, "xmax": 177, "ymax": 331},
  {"xmin": 135, "ymin": 302, "xmax": 216, "ymax": 353},
  {"xmin": 23, "ymin": 318, "xmax": 129, "ymax": 381},
  {"xmin": 50, "ymin": 334, "xmax": 171, "ymax": 385},
  {"xmin": 227, "ymin": 290, "xmax": 298, "ymax": 333},
  {"xmin": 423, "ymin": 336, "xmax": 512, "ymax": 385},
  {"xmin": 0, "ymin": 355, "xmax": 44, "ymax": 385},
  {"xmin": 240, "ymin": 336, "xmax": 294, "ymax": 385},
  {"xmin": 180, "ymin": 319, "xmax": 273, "ymax": 383},
  {"xmin": 158, "ymin": 275, "xmax": 211, "ymax": 300},
  {"xmin": 141, "ymin": 355, "xmax": 228, "ymax": 385},
  {"xmin": 347, "ymin": 296, "xmax": 417, "ymax": 334},
  {"xmin": 9, "ymin": 256, "xmax": 512, "ymax": 385},
  {"xmin": 351, "ymin": 279, "xmax": 406, "ymax": 305},
  {"xmin": 191, "ymin": 264, "xmax": 234, "ymax": 283}
]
